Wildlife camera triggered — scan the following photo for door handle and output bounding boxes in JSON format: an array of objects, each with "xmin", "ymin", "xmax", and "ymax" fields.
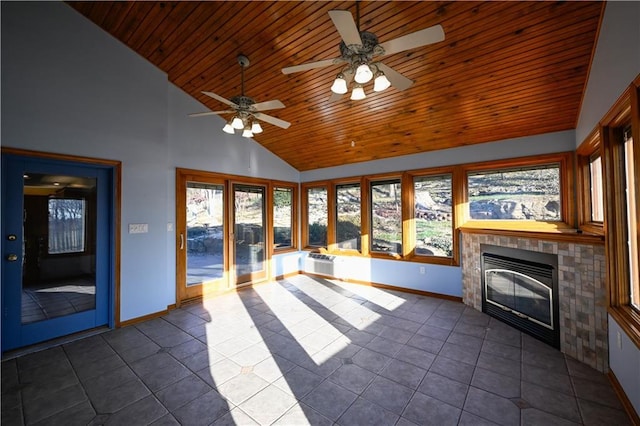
[
  {"xmin": 180, "ymin": 234, "xmax": 184, "ymax": 250},
  {"xmin": 6, "ymin": 254, "xmax": 18, "ymax": 262}
]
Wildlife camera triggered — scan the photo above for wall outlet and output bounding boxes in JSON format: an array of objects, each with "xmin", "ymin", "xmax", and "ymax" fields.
[
  {"xmin": 419, "ymin": 266, "xmax": 426, "ymax": 274},
  {"xmin": 128, "ymin": 223, "xmax": 148, "ymax": 234},
  {"xmin": 167, "ymin": 222, "xmax": 174, "ymax": 232}
]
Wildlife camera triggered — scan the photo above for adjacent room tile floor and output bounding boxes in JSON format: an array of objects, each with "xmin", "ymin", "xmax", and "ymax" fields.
[{"xmin": 1, "ymin": 275, "xmax": 632, "ymax": 425}]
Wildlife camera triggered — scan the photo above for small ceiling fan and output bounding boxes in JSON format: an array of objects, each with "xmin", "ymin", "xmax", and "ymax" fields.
[
  {"xmin": 190, "ymin": 54, "xmax": 290, "ymax": 137},
  {"xmin": 281, "ymin": 3, "xmax": 445, "ymax": 101}
]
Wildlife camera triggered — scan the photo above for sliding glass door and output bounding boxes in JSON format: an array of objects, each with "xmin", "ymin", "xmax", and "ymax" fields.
[{"xmin": 176, "ymin": 170, "xmax": 270, "ymax": 304}]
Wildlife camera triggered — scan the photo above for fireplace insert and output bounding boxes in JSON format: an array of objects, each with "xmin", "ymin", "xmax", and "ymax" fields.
[{"xmin": 481, "ymin": 244, "xmax": 559, "ymax": 348}]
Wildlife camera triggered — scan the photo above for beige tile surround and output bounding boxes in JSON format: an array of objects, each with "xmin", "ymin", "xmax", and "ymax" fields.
[{"xmin": 461, "ymin": 232, "xmax": 608, "ymax": 372}]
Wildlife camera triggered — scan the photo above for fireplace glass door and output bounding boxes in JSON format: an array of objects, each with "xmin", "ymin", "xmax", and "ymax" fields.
[{"xmin": 485, "ymin": 269, "xmax": 553, "ymax": 330}]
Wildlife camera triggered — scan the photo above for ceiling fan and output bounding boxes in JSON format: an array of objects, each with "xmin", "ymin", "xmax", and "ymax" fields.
[
  {"xmin": 190, "ymin": 54, "xmax": 291, "ymax": 137},
  {"xmin": 281, "ymin": 4, "xmax": 445, "ymax": 101}
]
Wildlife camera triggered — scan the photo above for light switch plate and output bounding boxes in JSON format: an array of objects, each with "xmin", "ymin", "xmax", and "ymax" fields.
[{"xmin": 129, "ymin": 223, "xmax": 148, "ymax": 234}]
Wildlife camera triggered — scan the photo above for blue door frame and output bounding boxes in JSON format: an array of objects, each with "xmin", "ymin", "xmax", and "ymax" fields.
[{"xmin": 1, "ymin": 154, "xmax": 115, "ymax": 352}]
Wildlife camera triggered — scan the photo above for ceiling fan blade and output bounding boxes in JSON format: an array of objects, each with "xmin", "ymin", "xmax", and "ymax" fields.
[
  {"xmin": 282, "ymin": 58, "xmax": 342, "ymax": 74},
  {"xmin": 376, "ymin": 62, "xmax": 414, "ymax": 91},
  {"xmin": 252, "ymin": 99, "xmax": 285, "ymax": 111},
  {"xmin": 201, "ymin": 91, "xmax": 238, "ymax": 107},
  {"xmin": 253, "ymin": 112, "xmax": 291, "ymax": 129},
  {"xmin": 379, "ymin": 24, "xmax": 445, "ymax": 56},
  {"xmin": 188, "ymin": 110, "xmax": 235, "ymax": 118},
  {"xmin": 328, "ymin": 10, "xmax": 363, "ymax": 46}
]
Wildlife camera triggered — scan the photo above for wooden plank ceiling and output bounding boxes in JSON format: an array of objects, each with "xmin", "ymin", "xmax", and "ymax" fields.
[{"xmin": 67, "ymin": 1, "xmax": 603, "ymax": 171}]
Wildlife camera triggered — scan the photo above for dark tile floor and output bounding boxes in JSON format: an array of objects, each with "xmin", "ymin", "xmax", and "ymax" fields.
[{"xmin": 1, "ymin": 275, "xmax": 631, "ymax": 425}]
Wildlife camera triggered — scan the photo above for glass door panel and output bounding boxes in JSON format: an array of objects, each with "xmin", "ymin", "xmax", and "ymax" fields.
[
  {"xmin": 179, "ymin": 181, "xmax": 227, "ymax": 302},
  {"xmin": 233, "ymin": 184, "xmax": 266, "ymax": 285},
  {"xmin": 186, "ymin": 183, "xmax": 225, "ymax": 285}
]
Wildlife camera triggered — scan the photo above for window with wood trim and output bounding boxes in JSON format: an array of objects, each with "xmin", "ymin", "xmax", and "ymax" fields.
[
  {"xmin": 304, "ymin": 185, "xmax": 328, "ymax": 248},
  {"xmin": 370, "ymin": 179, "xmax": 402, "ymax": 255},
  {"xmin": 413, "ymin": 173, "xmax": 453, "ymax": 258},
  {"xmin": 577, "ymin": 129, "xmax": 604, "ymax": 234},
  {"xmin": 623, "ymin": 128, "xmax": 639, "ymax": 310},
  {"xmin": 603, "ymin": 79, "xmax": 640, "ymax": 348},
  {"xmin": 273, "ymin": 185, "xmax": 297, "ymax": 251},
  {"xmin": 335, "ymin": 182, "xmax": 361, "ymax": 252},
  {"xmin": 589, "ymin": 154, "xmax": 604, "ymax": 222},
  {"xmin": 461, "ymin": 153, "xmax": 574, "ymax": 231}
]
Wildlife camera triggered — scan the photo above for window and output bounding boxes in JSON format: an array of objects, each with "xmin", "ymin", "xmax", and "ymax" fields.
[
  {"xmin": 602, "ymin": 79, "xmax": 640, "ymax": 349},
  {"xmin": 273, "ymin": 186, "xmax": 294, "ymax": 250},
  {"xmin": 589, "ymin": 154, "xmax": 604, "ymax": 222},
  {"xmin": 467, "ymin": 164, "xmax": 562, "ymax": 221},
  {"xmin": 370, "ymin": 179, "xmax": 402, "ymax": 254},
  {"xmin": 306, "ymin": 186, "xmax": 328, "ymax": 247},
  {"xmin": 336, "ymin": 183, "xmax": 361, "ymax": 251},
  {"xmin": 48, "ymin": 198, "xmax": 86, "ymax": 254},
  {"xmin": 414, "ymin": 174, "xmax": 453, "ymax": 257},
  {"xmin": 577, "ymin": 129, "xmax": 604, "ymax": 234},
  {"xmin": 623, "ymin": 128, "xmax": 639, "ymax": 310}
]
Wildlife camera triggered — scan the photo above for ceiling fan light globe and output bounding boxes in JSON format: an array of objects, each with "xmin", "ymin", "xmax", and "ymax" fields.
[
  {"xmin": 354, "ymin": 63, "xmax": 373, "ymax": 84},
  {"xmin": 222, "ymin": 122, "xmax": 235, "ymax": 134},
  {"xmin": 251, "ymin": 121, "xmax": 263, "ymax": 134},
  {"xmin": 373, "ymin": 72, "xmax": 391, "ymax": 92},
  {"xmin": 231, "ymin": 116, "xmax": 244, "ymax": 130},
  {"xmin": 331, "ymin": 75, "xmax": 348, "ymax": 94},
  {"xmin": 350, "ymin": 84, "xmax": 366, "ymax": 101},
  {"xmin": 242, "ymin": 128, "xmax": 254, "ymax": 138}
]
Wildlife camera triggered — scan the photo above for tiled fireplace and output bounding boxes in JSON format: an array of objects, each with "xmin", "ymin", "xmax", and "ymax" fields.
[{"xmin": 462, "ymin": 231, "xmax": 608, "ymax": 372}]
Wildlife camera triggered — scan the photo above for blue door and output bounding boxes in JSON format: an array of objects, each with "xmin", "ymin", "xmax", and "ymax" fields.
[{"xmin": 2, "ymin": 154, "xmax": 114, "ymax": 351}]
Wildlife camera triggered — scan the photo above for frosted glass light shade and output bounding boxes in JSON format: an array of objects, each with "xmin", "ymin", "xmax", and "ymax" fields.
[
  {"xmin": 331, "ymin": 74, "xmax": 348, "ymax": 94},
  {"xmin": 350, "ymin": 84, "xmax": 366, "ymax": 100},
  {"xmin": 251, "ymin": 121, "xmax": 263, "ymax": 134},
  {"xmin": 373, "ymin": 72, "xmax": 391, "ymax": 92},
  {"xmin": 222, "ymin": 122, "xmax": 235, "ymax": 134},
  {"xmin": 242, "ymin": 128, "xmax": 253, "ymax": 138},
  {"xmin": 354, "ymin": 63, "xmax": 373, "ymax": 84},
  {"xmin": 231, "ymin": 116, "xmax": 244, "ymax": 130}
]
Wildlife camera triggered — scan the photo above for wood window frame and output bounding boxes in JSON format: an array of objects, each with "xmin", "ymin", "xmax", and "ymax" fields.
[
  {"xmin": 459, "ymin": 152, "xmax": 576, "ymax": 232},
  {"xmin": 332, "ymin": 178, "xmax": 364, "ymax": 255},
  {"xmin": 405, "ymin": 167, "xmax": 459, "ymax": 266},
  {"xmin": 301, "ymin": 181, "xmax": 330, "ymax": 250},
  {"xmin": 271, "ymin": 181, "xmax": 298, "ymax": 254},
  {"xmin": 577, "ymin": 128, "xmax": 605, "ymax": 235},
  {"xmin": 366, "ymin": 173, "xmax": 404, "ymax": 260},
  {"xmin": 603, "ymin": 77, "xmax": 640, "ymax": 349}
]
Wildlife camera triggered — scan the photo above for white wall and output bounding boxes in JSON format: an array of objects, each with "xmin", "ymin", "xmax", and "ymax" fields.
[
  {"xmin": 1, "ymin": 2, "xmax": 299, "ymax": 321},
  {"xmin": 576, "ymin": 1, "xmax": 640, "ymax": 415}
]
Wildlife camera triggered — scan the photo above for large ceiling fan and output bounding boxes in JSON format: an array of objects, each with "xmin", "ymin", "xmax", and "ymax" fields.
[
  {"xmin": 190, "ymin": 54, "xmax": 291, "ymax": 137},
  {"xmin": 281, "ymin": 4, "xmax": 445, "ymax": 101}
]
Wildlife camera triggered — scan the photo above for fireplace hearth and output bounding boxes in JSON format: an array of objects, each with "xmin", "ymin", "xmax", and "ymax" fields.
[{"xmin": 481, "ymin": 244, "xmax": 559, "ymax": 349}]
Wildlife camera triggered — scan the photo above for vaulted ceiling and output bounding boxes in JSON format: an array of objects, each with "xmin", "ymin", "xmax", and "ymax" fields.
[{"xmin": 67, "ymin": 1, "xmax": 604, "ymax": 171}]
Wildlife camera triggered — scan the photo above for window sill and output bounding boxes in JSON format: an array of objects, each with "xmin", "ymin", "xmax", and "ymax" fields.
[
  {"xmin": 273, "ymin": 247, "xmax": 298, "ymax": 255},
  {"xmin": 459, "ymin": 222, "xmax": 605, "ymax": 244},
  {"xmin": 608, "ymin": 306, "xmax": 640, "ymax": 351},
  {"xmin": 579, "ymin": 222, "xmax": 604, "ymax": 236}
]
